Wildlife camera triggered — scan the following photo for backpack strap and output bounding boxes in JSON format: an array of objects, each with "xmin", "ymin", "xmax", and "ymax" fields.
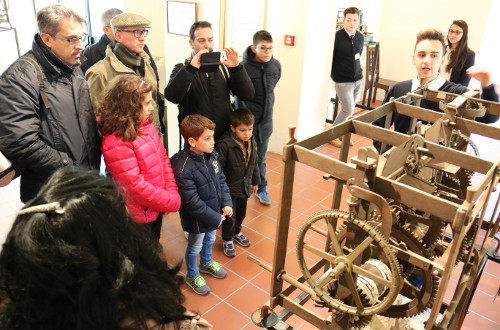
[
  {"xmin": 18, "ymin": 56, "xmax": 52, "ymax": 110},
  {"xmin": 219, "ymin": 64, "xmax": 230, "ymax": 81}
]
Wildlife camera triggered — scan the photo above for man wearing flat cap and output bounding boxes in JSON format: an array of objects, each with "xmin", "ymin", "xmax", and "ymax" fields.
[{"xmin": 86, "ymin": 12, "xmax": 163, "ymax": 134}]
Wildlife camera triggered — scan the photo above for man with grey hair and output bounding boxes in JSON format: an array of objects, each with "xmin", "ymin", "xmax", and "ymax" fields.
[
  {"xmin": 80, "ymin": 8, "xmax": 158, "ymax": 79},
  {"xmin": 85, "ymin": 12, "xmax": 163, "ymax": 135},
  {"xmin": 0, "ymin": 4, "xmax": 101, "ymax": 202}
]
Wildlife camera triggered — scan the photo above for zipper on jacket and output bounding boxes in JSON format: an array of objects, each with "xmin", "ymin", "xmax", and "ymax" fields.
[{"xmin": 202, "ymin": 155, "xmax": 221, "ymax": 208}]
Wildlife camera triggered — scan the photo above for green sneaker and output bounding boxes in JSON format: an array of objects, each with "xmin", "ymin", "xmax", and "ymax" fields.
[
  {"xmin": 185, "ymin": 275, "xmax": 210, "ymax": 295},
  {"xmin": 199, "ymin": 261, "xmax": 227, "ymax": 279}
]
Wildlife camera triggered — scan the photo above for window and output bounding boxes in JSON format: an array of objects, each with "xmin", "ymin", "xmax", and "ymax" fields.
[{"xmin": 33, "ymin": 0, "xmax": 123, "ymax": 45}]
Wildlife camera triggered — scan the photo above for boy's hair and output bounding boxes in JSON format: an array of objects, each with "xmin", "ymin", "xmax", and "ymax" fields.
[
  {"xmin": 99, "ymin": 75, "xmax": 153, "ymax": 142},
  {"xmin": 180, "ymin": 114, "xmax": 216, "ymax": 140},
  {"xmin": 189, "ymin": 21, "xmax": 212, "ymax": 41},
  {"xmin": 414, "ymin": 29, "xmax": 446, "ymax": 55},
  {"xmin": 343, "ymin": 7, "xmax": 359, "ymax": 17},
  {"xmin": 230, "ymin": 108, "xmax": 255, "ymax": 127},
  {"xmin": 253, "ymin": 30, "xmax": 273, "ymax": 45}
]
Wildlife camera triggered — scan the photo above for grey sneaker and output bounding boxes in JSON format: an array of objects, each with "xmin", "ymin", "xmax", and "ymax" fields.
[
  {"xmin": 185, "ymin": 275, "xmax": 210, "ymax": 295},
  {"xmin": 223, "ymin": 241, "xmax": 236, "ymax": 257},
  {"xmin": 233, "ymin": 233, "xmax": 250, "ymax": 247},
  {"xmin": 199, "ymin": 261, "xmax": 227, "ymax": 278}
]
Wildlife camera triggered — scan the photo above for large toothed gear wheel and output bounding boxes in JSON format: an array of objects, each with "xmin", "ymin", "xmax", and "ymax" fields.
[
  {"xmin": 381, "ymin": 225, "xmax": 439, "ymax": 318},
  {"xmin": 296, "ymin": 210, "xmax": 402, "ymax": 316},
  {"xmin": 392, "ymin": 202, "xmax": 445, "ymax": 256},
  {"xmin": 450, "ymin": 131, "xmax": 479, "ymax": 156}
]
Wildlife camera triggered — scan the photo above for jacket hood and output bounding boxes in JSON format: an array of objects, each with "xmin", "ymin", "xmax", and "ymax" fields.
[
  {"xmin": 181, "ymin": 147, "xmax": 219, "ymax": 162},
  {"xmin": 242, "ymin": 45, "xmax": 274, "ymax": 65}
]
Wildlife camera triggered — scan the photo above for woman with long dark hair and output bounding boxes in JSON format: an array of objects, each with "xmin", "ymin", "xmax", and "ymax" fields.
[
  {"xmin": 441, "ymin": 20, "xmax": 475, "ymax": 86},
  {"xmin": 0, "ymin": 167, "xmax": 211, "ymax": 329}
]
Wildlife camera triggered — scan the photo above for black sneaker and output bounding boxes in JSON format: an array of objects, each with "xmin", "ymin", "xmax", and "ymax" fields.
[
  {"xmin": 223, "ymin": 241, "xmax": 236, "ymax": 257},
  {"xmin": 233, "ymin": 233, "xmax": 250, "ymax": 247}
]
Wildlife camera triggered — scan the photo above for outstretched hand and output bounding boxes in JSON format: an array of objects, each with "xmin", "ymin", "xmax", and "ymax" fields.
[
  {"xmin": 467, "ymin": 66, "xmax": 492, "ymax": 88},
  {"xmin": 221, "ymin": 47, "xmax": 239, "ymax": 68}
]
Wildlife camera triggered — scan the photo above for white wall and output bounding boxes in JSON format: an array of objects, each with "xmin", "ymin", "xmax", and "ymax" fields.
[
  {"xmin": 2, "ymin": 0, "xmax": 499, "ymax": 156},
  {"xmin": 266, "ymin": 0, "xmax": 340, "ymax": 151}
]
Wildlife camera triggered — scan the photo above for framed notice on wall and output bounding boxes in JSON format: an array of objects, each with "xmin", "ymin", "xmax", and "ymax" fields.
[{"xmin": 167, "ymin": 1, "xmax": 198, "ymax": 36}]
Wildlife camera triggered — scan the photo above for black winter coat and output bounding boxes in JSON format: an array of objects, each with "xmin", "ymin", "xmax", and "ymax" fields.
[
  {"xmin": 216, "ymin": 133, "xmax": 260, "ymax": 199},
  {"xmin": 171, "ymin": 148, "xmax": 232, "ymax": 233},
  {"xmin": 165, "ymin": 61, "xmax": 255, "ymax": 141},
  {"xmin": 0, "ymin": 35, "xmax": 101, "ymax": 202},
  {"xmin": 234, "ymin": 46, "xmax": 281, "ymax": 142}
]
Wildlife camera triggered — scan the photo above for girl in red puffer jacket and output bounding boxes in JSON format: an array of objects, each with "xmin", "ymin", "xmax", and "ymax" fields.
[{"xmin": 100, "ymin": 75, "xmax": 181, "ymax": 241}]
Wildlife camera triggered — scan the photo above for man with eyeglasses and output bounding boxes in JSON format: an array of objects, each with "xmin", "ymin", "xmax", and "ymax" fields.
[
  {"xmin": 86, "ymin": 12, "xmax": 163, "ymax": 135},
  {"xmin": 80, "ymin": 8, "xmax": 159, "ymax": 82},
  {"xmin": 165, "ymin": 21, "xmax": 255, "ymax": 144},
  {"xmin": 0, "ymin": 4, "xmax": 101, "ymax": 202},
  {"xmin": 233, "ymin": 30, "xmax": 281, "ymax": 206}
]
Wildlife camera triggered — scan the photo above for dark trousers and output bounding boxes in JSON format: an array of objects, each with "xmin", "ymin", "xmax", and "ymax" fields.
[
  {"xmin": 144, "ymin": 212, "xmax": 163, "ymax": 241},
  {"xmin": 222, "ymin": 196, "xmax": 248, "ymax": 241}
]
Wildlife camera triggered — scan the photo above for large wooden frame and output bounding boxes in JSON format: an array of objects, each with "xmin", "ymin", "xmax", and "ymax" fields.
[{"xmin": 250, "ymin": 89, "xmax": 500, "ymax": 329}]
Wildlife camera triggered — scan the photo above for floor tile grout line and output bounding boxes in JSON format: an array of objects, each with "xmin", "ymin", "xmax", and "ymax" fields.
[{"xmin": 466, "ymin": 309, "xmax": 500, "ymax": 325}]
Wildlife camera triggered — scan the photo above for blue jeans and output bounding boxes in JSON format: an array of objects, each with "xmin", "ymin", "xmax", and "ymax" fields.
[
  {"xmin": 333, "ymin": 79, "xmax": 363, "ymax": 125},
  {"xmin": 255, "ymin": 135, "xmax": 270, "ymax": 192},
  {"xmin": 185, "ymin": 230, "xmax": 216, "ymax": 278}
]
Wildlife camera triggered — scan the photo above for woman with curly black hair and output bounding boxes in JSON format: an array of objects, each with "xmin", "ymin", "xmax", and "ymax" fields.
[
  {"xmin": 0, "ymin": 167, "xmax": 211, "ymax": 329},
  {"xmin": 441, "ymin": 20, "xmax": 475, "ymax": 86}
]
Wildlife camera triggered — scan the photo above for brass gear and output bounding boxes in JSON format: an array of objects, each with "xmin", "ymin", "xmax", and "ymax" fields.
[{"xmin": 296, "ymin": 210, "xmax": 402, "ymax": 316}]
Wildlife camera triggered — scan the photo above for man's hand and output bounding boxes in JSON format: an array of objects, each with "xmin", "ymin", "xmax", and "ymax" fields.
[
  {"xmin": 190, "ymin": 49, "xmax": 210, "ymax": 69},
  {"xmin": 222, "ymin": 206, "xmax": 233, "ymax": 217},
  {"xmin": 252, "ymin": 185, "xmax": 258, "ymax": 195},
  {"xmin": 221, "ymin": 47, "xmax": 239, "ymax": 68},
  {"xmin": 467, "ymin": 66, "xmax": 492, "ymax": 88}
]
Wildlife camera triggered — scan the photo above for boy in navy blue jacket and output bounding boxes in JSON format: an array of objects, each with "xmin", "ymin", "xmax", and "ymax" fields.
[
  {"xmin": 171, "ymin": 114, "xmax": 233, "ymax": 295},
  {"xmin": 216, "ymin": 109, "xmax": 260, "ymax": 257}
]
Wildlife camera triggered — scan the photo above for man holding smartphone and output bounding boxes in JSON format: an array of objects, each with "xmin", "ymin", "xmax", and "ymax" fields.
[{"xmin": 165, "ymin": 21, "xmax": 255, "ymax": 143}]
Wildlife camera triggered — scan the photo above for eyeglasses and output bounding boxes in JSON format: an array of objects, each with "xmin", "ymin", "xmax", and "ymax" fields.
[
  {"xmin": 119, "ymin": 29, "xmax": 149, "ymax": 38},
  {"xmin": 256, "ymin": 46, "xmax": 274, "ymax": 52},
  {"xmin": 49, "ymin": 33, "xmax": 88, "ymax": 46},
  {"xmin": 448, "ymin": 29, "xmax": 463, "ymax": 35}
]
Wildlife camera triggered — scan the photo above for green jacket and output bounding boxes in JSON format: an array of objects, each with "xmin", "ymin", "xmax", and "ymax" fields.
[{"xmin": 85, "ymin": 44, "xmax": 161, "ymax": 133}]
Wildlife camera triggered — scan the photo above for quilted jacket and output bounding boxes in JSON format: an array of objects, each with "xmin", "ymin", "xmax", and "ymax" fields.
[
  {"xmin": 102, "ymin": 120, "xmax": 181, "ymax": 223},
  {"xmin": 170, "ymin": 148, "xmax": 232, "ymax": 233}
]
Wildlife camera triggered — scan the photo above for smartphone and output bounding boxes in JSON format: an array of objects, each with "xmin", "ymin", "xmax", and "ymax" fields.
[{"xmin": 199, "ymin": 51, "xmax": 224, "ymax": 73}]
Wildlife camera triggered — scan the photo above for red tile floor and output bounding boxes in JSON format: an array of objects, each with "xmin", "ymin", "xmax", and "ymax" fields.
[
  {"xmin": 159, "ymin": 135, "xmax": 500, "ymax": 329},
  {"xmin": 0, "ymin": 108, "xmax": 499, "ymax": 329}
]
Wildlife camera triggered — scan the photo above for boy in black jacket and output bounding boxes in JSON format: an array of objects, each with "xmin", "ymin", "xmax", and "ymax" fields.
[
  {"xmin": 171, "ymin": 115, "xmax": 233, "ymax": 295},
  {"xmin": 216, "ymin": 109, "xmax": 260, "ymax": 257}
]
